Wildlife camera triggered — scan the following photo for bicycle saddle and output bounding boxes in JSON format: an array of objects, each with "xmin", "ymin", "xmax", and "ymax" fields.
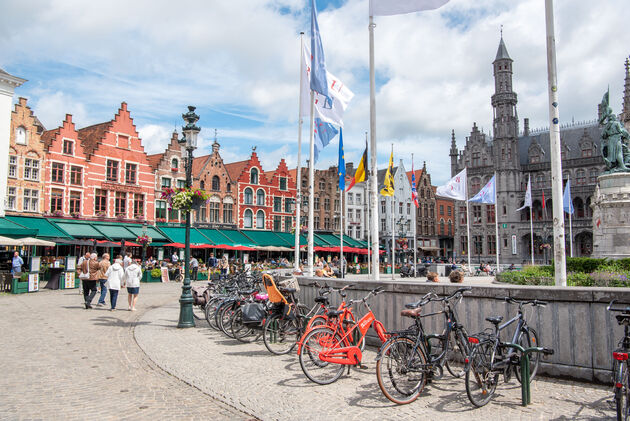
[
  {"xmin": 314, "ymin": 296, "xmax": 329, "ymax": 304},
  {"xmin": 401, "ymin": 307, "xmax": 422, "ymax": 318},
  {"xmin": 616, "ymin": 314, "xmax": 630, "ymax": 326},
  {"xmin": 485, "ymin": 316, "xmax": 503, "ymax": 325},
  {"xmin": 327, "ymin": 310, "xmax": 344, "ymax": 318},
  {"xmin": 281, "ymin": 287, "xmax": 297, "ymax": 294}
]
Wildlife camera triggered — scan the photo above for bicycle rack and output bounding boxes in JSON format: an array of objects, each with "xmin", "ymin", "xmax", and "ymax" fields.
[{"xmin": 501, "ymin": 342, "xmax": 554, "ymax": 407}]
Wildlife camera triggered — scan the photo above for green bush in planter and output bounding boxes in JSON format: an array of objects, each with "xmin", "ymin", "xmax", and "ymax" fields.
[
  {"xmin": 150, "ymin": 268, "xmax": 162, "ymax": 278},
  {"xmin": 20, "ymin": 272, "xmax": 28, "ymax": 282}
]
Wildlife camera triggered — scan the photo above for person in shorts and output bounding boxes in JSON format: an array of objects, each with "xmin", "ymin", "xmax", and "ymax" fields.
[{"xmin": 124, "ymin": 259, "xmax": 142, "ymax": 311}]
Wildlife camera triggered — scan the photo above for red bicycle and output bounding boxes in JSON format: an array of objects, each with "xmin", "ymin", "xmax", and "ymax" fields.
[{"xmin": 298, "ymin": 286, "xmax": 388, "ymax": 385}]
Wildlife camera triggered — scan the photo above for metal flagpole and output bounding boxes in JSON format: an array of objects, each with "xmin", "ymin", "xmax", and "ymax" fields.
[
  {"xmin": 412, "ymin": 153, "xmax": 417, "ymax": 277},
  {"xmin": 366, "ymin": 176, "xmax": 371, "ymax": 276},
  {"xmin": 494, "ymin": 172, "xmax": 500, "ymax": 273},
  {"xmin": 340, "ymin": 184, "xmax": 344, "ymax": 277},
  {"xmin": 545, "ymin": 0, "xmax": 567, "ymax": 286},
  {"xmin": 569, "ymin": 211, "xmax": 573, "ymax": 257},
  {"xmin": 530, "ymin": 204, "xmax": 534, "ymax": 265},
  {"xmin": 369, "ymin": 14, "xmax": 380, "ymax": 280},
  {"xmin": 294, "ymin": 32, "xmax": 305, "ymax": 271},
  {"xmin": 391, "ymin": 195, "xmax": 395, "ymax": 281},
  {"xmin": 307, "ymin": 91, "xmax": 315, "ymax": 277},
  {"xmin": 465, "ymin": 168, "xmax": 472, "ymax": 271}
]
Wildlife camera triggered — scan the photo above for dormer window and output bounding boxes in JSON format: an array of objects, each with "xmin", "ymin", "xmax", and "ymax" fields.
[
  {"xmin": 15, "ymin": 126, "xmax": 26, "ymax": 145},
  {"xmin": 171, "ymin": 158, "xmax": 178, "ymax": 170},
  {"xmin": 63, "ymin": 139, "xmax": 74, "ymax": 155},
  {"xmin": 250, "ymin": 168, "xmax": 259, "ymax": 184}
]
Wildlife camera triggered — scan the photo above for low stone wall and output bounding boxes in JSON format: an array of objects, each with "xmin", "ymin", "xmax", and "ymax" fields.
[{"xmin": 296, "ymin": 276, "xmax": 630, "ymax": 383}]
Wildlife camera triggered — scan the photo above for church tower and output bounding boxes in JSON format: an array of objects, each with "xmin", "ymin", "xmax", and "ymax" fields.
[
  {"xmin": 449, "ymin": 129, "xmax": 458, "ymax": 177},
  {"xmin": 622, "ymin": 56, "xmax": 630, "ymax": 131}
]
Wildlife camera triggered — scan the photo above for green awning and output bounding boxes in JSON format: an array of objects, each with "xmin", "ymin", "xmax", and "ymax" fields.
[
  {"xmin": 5, "ymin": 216, "xmax": 72, "ymax": 239},
  {"xmin": 312, "ymin": 234, "xmax": 331, "ymax": 248},
  {"xmin": 159, "ymin": 227, "xmax": 211, "ymax": 244},
  {"xmin": 91, "ymin": 224, "xmax": 137, "ymax": 240},
  {"xmin": 240, "ymin": 230, "xmax": 288, "ymax": 247},
  {"xmin": 219, "ymin": 230, "xmax": 256, "ymax": 247},
  {"xmin": 49, "ymin": 220, "xmax": 107, "ymax": 239},
  {"xmin": 123, "ymin": 225, "xmax": 169, "ymax": 242},
  {"xmin": 273, "ymin": 231, "xmax": 306, "ymax": 246},
  {"xmin": 342, "ymin": 236, "xmax": 364, "ymax": 248},
  {"xmin": 0, "ymin": 217, "xmax": 38, "ymax": 238},
  {"xmin": 195, "ymin": 229, "xmax": 230, "ymax": 245}
]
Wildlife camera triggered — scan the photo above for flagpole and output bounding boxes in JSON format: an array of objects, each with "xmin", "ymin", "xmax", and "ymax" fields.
[
  {"xmin": 391, "ymin": 195, "xmax": 395, "ymax": 281},
  {"xmin": 366, "ymin": 175, "xmax": 371, "ymax": 276},
  {"xmin": 465, "ymin": 168, "xmax": 472, "ymax": 271},
  {"xmin": 569, "ymin": 211, "xmax": 573, "ymax": 258},
  {"xmin": 412, "ymin": 153, "xmax": 417, "ymax": 278},
  {"xmin": 545, "ymin": 0, "xmax": 567, "ymax": 286},
  {"xmin": 369, "ymin": 14, "xmax": 380, "ymax": 280},
  {"xmin": 340, "ymin": 181, "xmax": 344, "ymax": 277},
  {"xmin": 294, "ymin": 32, "xmax": 305, "ymax": 271},
  {"xmin": 530, "ymin": 204, "xmax": 534, "ymax": 265},
  {"xmin": 308, "ymin": 91, "xmax": 315, "ymax": 277},
  {"xmin": 494, "ymin": 171, "xmax": 500, "ymax": 273}
]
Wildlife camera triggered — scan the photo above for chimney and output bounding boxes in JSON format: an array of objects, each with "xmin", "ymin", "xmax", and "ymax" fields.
[{"xmin": 524, "ymin": 118, "xmax": 530, "ymax": 136}]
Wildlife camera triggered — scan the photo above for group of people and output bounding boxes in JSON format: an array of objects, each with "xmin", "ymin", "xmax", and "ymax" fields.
[
  {"xmin": 77, "ymin": 251, "xmax": 142, "ymax": 311},
  {"xmin": 426, "ymin": 270, "xmax": 464, "ymax": 283}
]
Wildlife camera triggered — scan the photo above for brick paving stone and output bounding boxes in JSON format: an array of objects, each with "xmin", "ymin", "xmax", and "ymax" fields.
[
  {"xmin": 136, "ymin": 298, "xmax": 614, "ymax": 421},
  {"xmin": 0, "ymin": 283, "xmax": 253, "ymax": 421}
]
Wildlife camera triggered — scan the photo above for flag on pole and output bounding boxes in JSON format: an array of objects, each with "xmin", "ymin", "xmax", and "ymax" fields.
[
  {"xmin": 411, "ymin": 166, "xmax": 419, "ymax": 208},
  {"xmin": 301, "ymin": 44, "xmax": 354, "ymax": 127},
  {"xmin": 338, "ymin": 128, "xmax": 345, "ymax": 191},
  {"xmin": 370, "ymin": 0, "xmax": 450, "ymax": 16},
  {"xmin": 563, "ymin": 179, "xmax": 574, "ymax": 214},
  {"xmin": 313, "ymin": 118, "xmax": 338, "ymax": 163},
  {"xmin": 345, "ymin": 140, "xmax": 367, "ymax": 192},
  {"xmin": 542, "ymin": 189, "xmax": 547, "ymax": 218},
  {"xmin": 380, "ymin": 150, "xmax": 395, "ymax": 196},
  {"xmin": 436, "ymin": 168, "xmax": 467, "ymax": 201},
  {"xmin": 468, "ymin": 175, "xmax": 496, "ymax": 204},
  {"xmin": 516, "ymin": 174, "xmax": 532, "ymax": 211},
  {"xmin": 310, "ymin": 0, "xmax": 328, "ymax": 97}
]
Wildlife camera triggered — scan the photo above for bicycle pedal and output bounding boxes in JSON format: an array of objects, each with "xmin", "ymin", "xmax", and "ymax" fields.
[{"xmin": 357, "ymin": 363, "xmax": 369, "ymax": 369}]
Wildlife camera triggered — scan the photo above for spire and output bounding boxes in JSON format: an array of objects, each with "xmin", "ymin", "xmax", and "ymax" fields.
[
  {"xmin": 212, "ymin": 128, "xmax": 220, "ymax": 153},
  {"xmin": 495, "ymin": 36, "xmax": 511, "ymax": 62},
  {"xmin": 622, "ymin": 56, "xmax": 630, "ymax": 127}
]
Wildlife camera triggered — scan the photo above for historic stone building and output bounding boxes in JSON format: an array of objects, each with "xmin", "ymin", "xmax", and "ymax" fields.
[
  {"xmin": 344, "ymin": 162, "xmax": 368, "ymax": 241},
  {"xmin": 435, "ymin": 194, "xmax": 455, "ymax": 258},
  {"xmin": 292, "ymin": 165, "xmax": 343, "ymax": 233},
  {"xmin": 6, "ymin": 98, "xmax": 46, "ymax": 216},
  {"xmin": 449, "ymin": 38, "xmax": 628, "ymax": 264},
  {"xmin": 147, "ymin": 131, "xmax": 186, "ymax": 223},
  {"xmin": 406, "ymin": 162, "xmax": 439, "ymax": 257}
]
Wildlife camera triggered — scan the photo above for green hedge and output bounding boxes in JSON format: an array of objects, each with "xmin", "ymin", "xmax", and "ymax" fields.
[{"xmin": 553, "ymin": 257, "xmax": 630, "ymax": 273}]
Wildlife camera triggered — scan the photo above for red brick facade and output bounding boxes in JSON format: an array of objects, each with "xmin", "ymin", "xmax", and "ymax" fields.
[{"xmin": 147, "ymin": 131, "xmax": 186, "ymax": 223}]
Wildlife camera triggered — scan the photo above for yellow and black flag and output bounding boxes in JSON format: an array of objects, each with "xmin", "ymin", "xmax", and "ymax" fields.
[
  {"xmin": 345, "ymin": 140, "xmax": 368, "ymax": 192},
  {"xmin": 380, "ymin": 149, "xmax": 394, "ymax": 196}
]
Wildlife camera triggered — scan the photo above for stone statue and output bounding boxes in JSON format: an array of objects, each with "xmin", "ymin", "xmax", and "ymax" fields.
[{"xmin": 599, "ymin": 90, "xmax": 630, "ymax": 172}]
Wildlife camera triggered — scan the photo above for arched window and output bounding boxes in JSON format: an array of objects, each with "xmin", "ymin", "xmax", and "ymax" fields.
[
  {"xmin": 574, "ymin": 197, "xmax": 584, "ymax": 218},
  {"xmin": 471, "ymin": 178, "xmax": 481, "ymax": 194},
  {"xmin": 212, "ymin": 175, "xmax": 220, "ymax": 191},
  {"xmin": 200, "ymin": 180, "xmax": 205, "ymax": 190},
  {"xmin": 256, "ymin": 189, "xmax": 265, "ymax": 206},
  {"xmin": 585, "ymin": 196, "xmax": 592, "ymax": 218},
  {"xmin": 171, "ymin": 158, "xmax": 178, "ymax": 169},
  {"xmin": 256, "ymin": 210, "xmax": 265, "ymax": 229},
  {"xmin": 576, "ymin": 169, "xmax": 586, "ymax": 185},
  {"xmin": 15, "ymin": 126, "xmax": 27, "ymax": 145},
  {"xmin": 244, "ymin": 188, "xmax": 253, "ymax": 205},
  {"xmin": 440, "ymin": 219, "xmax": 445, "ymax": 235},
  {"xmin": 250, "ymin": 168, "xmax": 259, "ymax": 184},
  {"xmin": 532, "ymin": 200, "xmax": 543, "ymax": 220},
  {"xmin": 244, "ymin": 209, "xmax": 253, "ymax": 228}
]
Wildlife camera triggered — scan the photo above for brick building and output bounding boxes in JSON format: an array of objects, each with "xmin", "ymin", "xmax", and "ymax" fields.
[
  {"xmin": 406, "ymin": 162, "xmax": 439, "ymax": 256},
  {"xmin": 292, "ymin": 165, "xmax": 343, "ymax": 233},
  {"xmin": 7, "ymin": 98, "xmax": 46, "ymax": 216},
  {"xmin": 435, "ymin": 194, "xmax": 455, "ymax": 258},
  {"xmin": 147, "ymin": 131, "xmax": 186, "ymax": 223}
]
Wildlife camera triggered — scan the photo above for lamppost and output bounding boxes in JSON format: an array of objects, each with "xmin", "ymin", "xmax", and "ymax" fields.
[
  {"xmin": 395, "ymin": 216, "xmax": 406, "ymax": 267},
  {"xmin": 141, "ymin": 221, "xmax": 148, "ymax": 264},
  {"xmin": 177, "ymin": 106, "xmax": 200, "ymax": 329}
]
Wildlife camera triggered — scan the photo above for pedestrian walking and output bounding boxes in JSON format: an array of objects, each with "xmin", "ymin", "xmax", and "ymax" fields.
[
  {"xmin": 208, "ymin": 252, "xmax": 217, "ymax": 269},
  {"xmin": 104, "ymin": 258, "xmax": 124, "ymax": 311},
  {"xmin": 190, "ymin": 256, "xmax": 199, "ymax": 281},
  {"xmin": 123, "ymin": 252, "xmax": 132, "ymax": 270},
  {"xmin": 96, "ymin": 253, "xmax": 111, "ymax": 307},
  {"xmin": 79, "ymin": 254, "xmax": 97, "ymax": 309},
  {"xmin": 124, "ymin": 259, "xmax": 142, "ymax": 311},
  {"xmin": 11, "ymin": 252, "xmax": 23, "ymax": 276}
]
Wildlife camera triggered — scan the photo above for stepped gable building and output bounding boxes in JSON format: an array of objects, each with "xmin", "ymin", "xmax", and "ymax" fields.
[
  {"xmin": 344, "ymin": 162, "xmax": 368, "ymax": 241},
  {"xmin": 147, "ymin": 131, "xmax": 186, "ymax": 223},
  {"xmin": 7, "ymin": 98, "xmax": 46, "ymax": 216},
  {"xmin": 435, "ymin": 187, "xmax": 455, "ymax": 258},
  {"xmin": 291, "ymin": 165, "xmax": 344, "ymax": 233},
  {"xmin": 190, "ymin": 137, "xmax": 236, "ymax": 228},
  {"xmin": 449, "ymin": 37, "xmax": 628, "ymax": 264},
  {"xmin": 405, "ymin": 162, "xmax": 439, "ymax": 257},
  {"xmin": 42, "ymin": 102, "xmax": 155, "ymax": 222}
]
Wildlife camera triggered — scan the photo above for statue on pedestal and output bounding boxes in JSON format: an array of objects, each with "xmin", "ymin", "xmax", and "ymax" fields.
[{"xmin": 599, "ymin": 90, "xmax": 630, "ymax": 173}]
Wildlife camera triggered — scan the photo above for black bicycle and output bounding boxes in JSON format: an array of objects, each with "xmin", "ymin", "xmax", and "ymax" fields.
[
  {"xmin": 465, "ymin": 297, "xmax": 546, "ymax": 407},
  {"xmin": 608, "ymin": 300, "xmax": 630, "ymax": 421}
]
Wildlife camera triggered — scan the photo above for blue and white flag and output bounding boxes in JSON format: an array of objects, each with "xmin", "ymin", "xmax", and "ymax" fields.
[
  {"xmin": 338, "ymin": 128, "xmax": 345, "ymax": 190},
  {"xmin": 563, "ymin": 179, "xmax": 574, "ymax": 215},
  {"xmin": 314, "ymin": 117, "xmax": 338, "ymax": 163},
  {"xmin": 310, "ymin": 0, "xmax": 328, "ymax": 97},
  {"xmin": 436, "ymin": 168, "xmax": 467, "ymax": 201},
  {"xmin": 516, "ymin": 174, "xmax": 532, "ymax": 211},
  {"xmin": 468, "ymin": 175, "xmax": 496, "ymax": 204}
]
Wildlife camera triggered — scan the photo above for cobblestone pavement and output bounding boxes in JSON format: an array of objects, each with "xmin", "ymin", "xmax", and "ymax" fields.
[
  {"xmin": 136, "ymin": 298, "xmax": 615, "ymax": 421},
  {"xmin": 0, "ymin": 283, "xmax": 253, "ymax": 421}
]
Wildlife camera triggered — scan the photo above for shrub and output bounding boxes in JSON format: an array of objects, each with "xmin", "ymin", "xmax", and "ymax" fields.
[
  {"xmin": 150, "ymin": 268, "xmax": 162, "ymax": 278},
  {"xmin": 563, "ymin": 257, "xmax": 607, "ymax": 273}
]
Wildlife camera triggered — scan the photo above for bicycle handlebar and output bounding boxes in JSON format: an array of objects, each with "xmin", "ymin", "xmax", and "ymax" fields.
[
  {"xmin": 502, "ymin": 297, "xmax": 548, "ymax": 307},
  {"xmin": 348, "ymin": 286, "xmax": 385, "ymax": 304},
  {"xmin": 607, "ymin": 300, "xmax": 630, "ymax": 313}
]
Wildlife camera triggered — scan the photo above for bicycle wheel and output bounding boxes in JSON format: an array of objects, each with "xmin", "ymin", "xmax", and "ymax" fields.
[
  {"xmin": 376, "ymin": 336, "xmax": 427, "ymax": 405},
  {"xmin": 514, "ymin": 328, "xmax": 540, "ymax": 383},
  {"xmin": 445, "ymin": 329, "xmax": 469, "ymax": 378},
  {"xmin": 298, "ymin": 326, "xmax": 345, "ymax": 385},
  {"xmin": 615, "ymin": 361, "xmax": 630, "ymax": 421},
  {"xmin": 231, "ymin": 307, "xmax": 257, "ymax": 343},
  {"xmin": 218, "ymin": 302, "xmax": 236, "ymax": 337},
  {"xmin": 192, "ymin": 303, "xmax": 206, "ymax": 321},
  {"xmin": 205, "ymin": 298, "xmax": 222, "ymax": 330},
  {"xmin": 465, "ymin": 341, "xmax": 499, "ymax": 407},
  {"xmin": 263, "ymin": 313, "xmax": 301, "ymax": 355}
]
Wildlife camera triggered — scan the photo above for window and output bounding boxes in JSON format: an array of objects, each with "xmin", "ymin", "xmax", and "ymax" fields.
[
  {"xmin": 169, "ymin": 207, "xmax": 179, "ymax": 221},
  {"xmin": 115, "ymin": 192, "xmax": 126, "ymax": 217},
  {"xmin": 51, "ymin": 189, "xmax": 63, "ymax": 213},
  {"xmin": 348, "ymin": 193, "xmax": 353, "ymax": 204},
  {"xmin": 250, "ymin": 168, "xmax": 259, "ymax": 184},
  {"xmin": 314, "ymin": 197, "xmax": 320, "ymax": 210},
  {"xmin": 319, "ymin": 180, "xmax": 325, "ymax": 190},
  {"xmin": 23, "ymin": 189, "xmax": 38, "ymax": 212},
  {"xmin": 334, "ymin": 199, "xmax": 339, "ymax": 211},
  {"xmin": 227, "ymin": 183, "xmax": 231, "ymax": 192},
  {"xmin": 273, "ymin": 197, "xmax": 281, "ymax": 212},
  {"xmin": 471, "ymin": 178, "xmax": 481, "ymax": 194},
  {"xmin": 24, "ymin": 159, "xmax": 39, "ymax": 181},
  {"xmin": 70, "ymin": 191, "xmax": 81, "ymax": 214},
  {"xmin": 581, "ymin": 146, "xmax": 592, "ymax": 158},
  {"xmin": 440, "ymin": 219, "xmax": 445, "ymax": 235},
  {"xmin": 460, "ymin": 206, "xmax": 467, "ymax": 225},
  {"xmin": 171, "ymin": 158, "xmax": 178, "ymax": 169},
  {"xmin": 473, "ymin": 235, "xmax": 483, "ymax": 255},
  {"xmin": 575, "ymin": 197, "xmax": 585, "ymax": 218},
  {"xmin": 430, "ymin": 205, "xmax": 435, "ymax": 218},
  {"xmin": 381, "ymin": 219, "xmax": 386, "ymax": 232},
  {"xmin": 279, "ymin": 177, "xmax": 287, "ymax": 191},
  {"xmin": 209, "ymin": 201, "xmax": 220, "ymax": 222},
  {"xmin": 126, "ymin": 163, "xmax": 137, "ymax": 184},
  {"xmin": 7, "ymin": 187, "xmax": 16, "ymax": 210},
  {"xmin": 472, "ymin": 205, "xmax": 482, "ymax": 224},
  {"xmin": 487, "ymin": 235, "xmax": 496, "ymax": 255},
  {"xmin": 256, "ymin": 190, "xmax": 265, "ymax": 206},
  {"xmin": 381, "ymin": 201, "xmax": 386, "ymax": 214},
  {"xmin": 314, "ymin": 216, "xmax": 320, "ymax": 229},
  {"xmin": 200, "ymin": 180, "xmax": 205, "ymax": 190},
  {"xmin": 256, "ymin": 210, "xmax": 265, "ymax": 229},
  {"xmin": 472, "ymin": 152, "xmax": 481, "ymax": 167},
  {"xmin": 448, "ymin": 220, "xmax": 453, "ymax": 235},
  {"xmin": 106, "ymin": 160, "xmax": 119, "ymax": 182},
  {"xmin": 284, "ymin": 216, "xmax": 292, "ymax": 232},
  {"xmin": 461, "ymin": 235, "xmax": 468, "ymax": 255},
  {"xmin": 589, "ymin": 168, "xmax": 598, "ymax": 184},
  {"xmin": 95, "ymin": 189, "xmax": 107, "ymax": 214},
  {"xmin": 447, "ymin": 206, "xmax": 452, "ymax": 217},
  {"xmin": 284, "ymin": 198, "xmax": 292, "ymax": 213},
  {"xmin": 198, "ymin": 205, "xmax": 207, "ymax": 222},
  {"xmin": 155, "ymin": 202, "xmax": 167, "ymax": 220},
  {"xmin": 356, "ymin": 194, "xmax": 361, "ymax": 205},
  {"xmin": 70, "ymin": 166, "xmax": 82, "ymax": 185},
  {"xmin": 15, "ymin": 126, "xmax": 26, "ymax": 145},
  {"xmin": 223, "ymin": 202, "xmax": 233, "ymax": 223},
  {"xmin": 324, "ymin": 198, "xmax": 330, "ymax": 211},
  {"xmin": 133, "ymin": 194, "xmax": 144, "ymax": 218},
  {"xmin": 244, "ymin": 188, "xmax": 253, "ymax": 204},
  {"xmin": 8, "ymin": 156, "xmax": 17, "ymax": 178},
  {"xmin": 576, "ymin": 169, "xmax": 586, "ymax": 185},
  {"xmin": 274, "ymin": 216, "xmax": 281, "ymax": 231},
  {"xmin": 176, "ymin": 180, "xmax": 185, "ymax": 188},
  {"xmin": 399, "ymin": 202, "xmax": 403, "ymax": 214},
  {"xmin": 161, "ymin": 177, "xmax": 171, "ymax": 188},
  {"xmin": 487, "ymin": 205, "xmax": 496, "ymax": 223},
  {"xmin": 356, "ymin": 209, "xmax": 361, "ymax": 222},
  {"xmin": 212, "ymin": 175, "xmax": 220, "ymax": 191},
  {"xmin": 63, "ymin": 139, "xmax": 74, "ymax": 155},
  {"xmin": 324, "ymin": 217, "xmax": 331, "ymax": 230},
  {"xmin": 407, "ymin": 203, "xmax": 411, "ymax": 215},
  {"xmin": 302, "ymin": 179, "xmax": 307, "ymax": 188},
  {"xmin": 52, "ymin": 162, "xmax": 64, "ymax": 183},
  {"xmin": 440, "ymin": 205, "xmax": 444, "ymax": 216}
]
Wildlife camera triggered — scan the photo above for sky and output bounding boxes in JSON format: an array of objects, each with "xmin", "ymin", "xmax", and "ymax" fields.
[{"xmin": 1, "ymin": 0, "xmax": 628, "ymax": 184}]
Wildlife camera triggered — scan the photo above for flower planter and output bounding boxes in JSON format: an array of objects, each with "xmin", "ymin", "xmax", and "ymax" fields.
[
  {"xmin": 360, "ymin": 268, "xmax": 368, "ymax": 274},
  {"xmin": 11, "ymin": 279, "xmax": 29, "ymax": 294},
  {"xmin": 141, "ymin": 271, "xmax": 162, "ymax": 283}
]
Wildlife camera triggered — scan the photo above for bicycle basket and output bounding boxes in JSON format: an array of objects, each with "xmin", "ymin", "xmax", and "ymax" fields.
[{"xmin": 242, "ymin": 302, "xmax": 267, "ymax": 324}]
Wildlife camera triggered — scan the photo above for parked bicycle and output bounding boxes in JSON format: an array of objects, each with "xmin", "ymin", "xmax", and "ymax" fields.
[{"xmin": 608, "ymin": 300, "xmax": 630, "ymax": 421}]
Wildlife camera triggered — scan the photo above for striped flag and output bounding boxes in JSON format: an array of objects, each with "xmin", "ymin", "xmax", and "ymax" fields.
[{"xmin": 411, "ymin": 166, "xmax": 419, "ymax": 208}]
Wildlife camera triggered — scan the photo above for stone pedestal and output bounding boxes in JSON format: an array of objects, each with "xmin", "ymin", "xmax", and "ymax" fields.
[{"xmin": 591, "ymin": 173, "xmax": 630, "ymax": 258}]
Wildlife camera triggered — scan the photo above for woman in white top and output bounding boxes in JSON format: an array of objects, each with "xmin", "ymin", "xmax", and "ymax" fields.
[
  {"xmin": 104, "ymin": 258, "xmax": 124, "ymax": 311},
  {"xmin": 124, "ymin": 259, "xmax": 143, "ymax": 311}
]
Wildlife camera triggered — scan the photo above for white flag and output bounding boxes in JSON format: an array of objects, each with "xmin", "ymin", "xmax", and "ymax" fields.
[
  {"xmin": 370, "ymin": 0, "xmax": 450, "ymax": 16},
  {"xmin": 301, "ymin": 43, "xmax": 354, "ymax": 127},
  {"xmin": 516, "ymin": 174, "xmax": 532, "ymax": 211},
  {"xmin": 436, "ymin": 168, "xmax": 467, "ymax": 201}
]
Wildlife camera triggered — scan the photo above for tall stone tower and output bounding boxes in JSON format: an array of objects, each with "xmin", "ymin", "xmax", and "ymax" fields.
[
  {"xmin": 449, "ymin": 129, "xmax": 458, "ymax": 177},
  {"xmin": 621, "ymin": 57, "xmax": 630, "ymax": 132}
]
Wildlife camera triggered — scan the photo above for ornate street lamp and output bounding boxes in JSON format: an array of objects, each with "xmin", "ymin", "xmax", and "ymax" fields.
[
  {"xmin": 141, "ymin": 221, "xmax": 148, "ymax": 264},
  {"xmin": 177, "ymin": 106, "xmax": 200, "ymax": 328}
]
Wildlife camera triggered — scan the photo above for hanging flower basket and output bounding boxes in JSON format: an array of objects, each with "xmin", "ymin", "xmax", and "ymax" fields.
[
  {"xmin": 137, "ymin": 235, "xmax": 152, "ymax": 246},
  {"xmin": 161, "ymin": 187, "xmax": 210, "ymax": 212}
]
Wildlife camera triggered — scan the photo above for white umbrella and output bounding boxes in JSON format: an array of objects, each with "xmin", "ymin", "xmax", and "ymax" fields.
[
  {"xmin": 0, "ymin": 236, "xmax": 23, "ymax": 246},
  {"xmin": 19, "ymin": 237, "xmax": 56, "ymax": 247}
]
